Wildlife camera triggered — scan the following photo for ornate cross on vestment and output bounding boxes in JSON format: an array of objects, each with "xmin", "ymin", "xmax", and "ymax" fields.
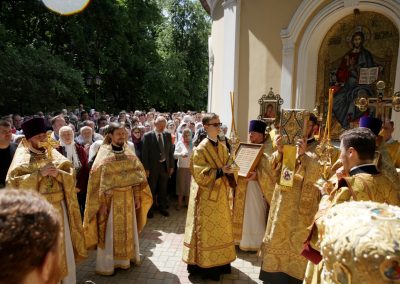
[{"xmin": 38, "ymin": 132, "xmax": 60, "ymax": 161}]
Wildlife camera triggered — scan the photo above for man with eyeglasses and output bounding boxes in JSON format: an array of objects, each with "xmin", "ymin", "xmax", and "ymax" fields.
[
  {"xmin": 0, "ymin": 120, "xmax": 17, "ymax": 189},
  {"xmin": 183, "ymin": 113, "xmax": 236, "ymax": 281}
]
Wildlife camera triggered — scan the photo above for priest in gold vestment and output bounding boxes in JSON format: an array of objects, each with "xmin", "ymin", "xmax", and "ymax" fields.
[
  {"xmin": 6, "ymin": 117, "xmax": 87, "ymax": 284},
  {"xmin": 83, "ymin": 122, "xmax": 152, "ymax": 275},
  {"xmin": 303, "ymin": 127, "xmax": 400, "ymax": 284},
  {"xmin": 182, "ymin": 113, "xmax": 236, "ymax": 281},
  {"xmin": 326, "ymin": 117, "xmax": 400, "ymax": 198},
  {"xmin": 381, "ymin": 120, "xmax": 400, "ymax": 168},
  {"xmin": 259, "ymin": 115, "xmax": 321, "ymax": 284},
  {"xmin": 232, "ymin": 120, "xmax": 275, "ymax": 251},
  {"xmin": 367, "ymin": 118, "xmax": 400, "ymax": 195}
]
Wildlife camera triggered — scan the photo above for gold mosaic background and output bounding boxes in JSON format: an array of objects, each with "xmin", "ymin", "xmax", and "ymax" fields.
[{"xmin": 316, "ymin": 11, "xmax": 399, "ymax": 126}]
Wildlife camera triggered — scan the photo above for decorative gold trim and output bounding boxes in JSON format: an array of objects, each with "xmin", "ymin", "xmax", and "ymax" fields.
[
  {"xmin": 238, "ymin": 245, "xmax": 260, "ymax": 252},
  {"xmin": 182, "ymin": 259, "xmax": 235, "ymax": 269},
  {"xmin": 183, "ymin": 241, "xmax": 235, "ymax": 251}
]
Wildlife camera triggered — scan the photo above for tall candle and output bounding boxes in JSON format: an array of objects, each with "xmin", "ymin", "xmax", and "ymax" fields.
[
  {"xmin": 327, "ymin": 88, "xmax": 334, "ymax": 141},
  {"xmin": 230, "ymin": 92, "xmax": 236, "ymax": 133}
]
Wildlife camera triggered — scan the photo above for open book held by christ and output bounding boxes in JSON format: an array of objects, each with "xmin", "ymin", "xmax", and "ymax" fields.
[{"xmin": 358, "ymin": 67, "xmax": 379, "ymax": 85}]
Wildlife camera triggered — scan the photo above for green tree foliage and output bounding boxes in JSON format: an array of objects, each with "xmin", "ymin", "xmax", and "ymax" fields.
[
  {"xmin": 0, "ymin": 1, "xmax": 84, "ymax": 114},
  {"xmin": 157, "ymin": 0, "xmax": 211, "ymax": 111},
  {"xmin": 0, "ymin": 45, "xmax": 83, "ymax": 114},
  {"xmin": 0, "ymin": 0, "xmax": 210, "ymax": 115}
]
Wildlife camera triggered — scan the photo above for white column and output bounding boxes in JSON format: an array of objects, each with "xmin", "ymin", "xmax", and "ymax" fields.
[
  {"xmin": 207, "ymin": 36, "xmax": 214, "ymax": 112},
  {"xmin": 279, "ymin": 38, "xmax": 295, "ymax": 108},
  {"xmin": 212, "ymin": 0, "xmax": 240, "ymax": 133}
]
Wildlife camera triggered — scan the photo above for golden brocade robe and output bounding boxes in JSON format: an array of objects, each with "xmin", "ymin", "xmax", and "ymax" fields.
[
  {"xmin": 376, "ymin": 144, "xmax": 400, "ymax": 195},
  {"xmin": 257, "ymin": 151, "xmax": 281, "ymax": 205},
  {"xmin": 6, "ymin": 144, "xmax": 87, "ymax": 278},
  {"xmin": 329, "ymin": 173, "xmax": 400, "ymax": 205},
  {"xmin": 327, "ymin": 145, "xmax": 400, "ymax": 199},
  {"xmin": 303, "ymin": 171, "xmax": 400, "ymax": 284},
  {"xmin": 182, "ymin": 139, "xmax": 236, "ymax": 268},
  {"xmin": 260, "ymin": 144, "xmax": 321, "ymax": 280},
  {"xmin": 385, "ymin": 140, "xmax": 400, "ymax": 168},
  {"xmin": 83, "ymin": 144, "xmax": 152, "ymax": 261},
  {"xmin": 232, "ymin": 153, "xmax": 276, "ymax": 246}
]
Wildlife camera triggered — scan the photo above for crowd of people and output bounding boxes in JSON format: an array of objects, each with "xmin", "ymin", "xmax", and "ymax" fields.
[{"xmin": 1, "ymin": 105, "xmax": 400, "ymax": 284}]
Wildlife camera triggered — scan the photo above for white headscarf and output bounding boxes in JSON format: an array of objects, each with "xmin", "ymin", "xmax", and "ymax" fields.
[{"xmin": 59, "ymin": 126, "xmax": 81, "ymax": 169}]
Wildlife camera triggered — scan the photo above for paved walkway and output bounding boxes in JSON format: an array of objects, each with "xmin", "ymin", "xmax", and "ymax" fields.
[{"xmin": 77, "ymin": 203, "xmax": 263, "ymax": 284}]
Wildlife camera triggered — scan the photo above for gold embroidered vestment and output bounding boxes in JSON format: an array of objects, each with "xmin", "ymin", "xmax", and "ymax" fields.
[
  {"xmin": 182, "ymin": 139, "xmax": 236, "ymax": 268},
  {"xmin": 260, "ymin": 143, "xmax": 321, "ymax": 280},
  {"xmin": 304, "ymin": 172, "xmax": 400, "ymax": 284},
  {"xmin": 6, "ymin": 145, "xmax": 87, "ymax": 278},
  {"xmin": 83, "ymin": 144, "xmax": 152, "ymax": 261}
]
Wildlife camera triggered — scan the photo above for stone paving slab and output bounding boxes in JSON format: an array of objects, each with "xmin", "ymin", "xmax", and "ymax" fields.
[{"xmin": 77, "ymin": 204, "xmax": 263, "ymax": 284}]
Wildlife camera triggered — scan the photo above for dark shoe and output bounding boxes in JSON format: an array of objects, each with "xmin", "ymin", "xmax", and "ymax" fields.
[
  {"xmin": 220, "ymin": 264, "xmax": 231, "ymax": 274},
  {"xmin": 209, "ymin": 273, "xmax": 220, "ymax": 281},
  {"xmin": 187, "ymin": 264, "xmax": 200, "ymax": 275},
  {"xmin": 147, "ymin": 210, "xmax": 154, "ymax": 219},
  {"xmin": 159, "ymin": 209, "xmax": 170, "ymax": 217},
  {"xmin": 175, "ymin": 205, "xmax": 181, "ymax": 211},
  {"xmin": 202, "ymin": 271, "xmax": 220, "ymax": 281}
]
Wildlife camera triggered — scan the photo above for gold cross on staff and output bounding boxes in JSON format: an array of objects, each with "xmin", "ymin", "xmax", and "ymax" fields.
[
  {"xmin": 355, "ymin": 81, "xmax": 399, "ymax": 121},
  {"xmin": 38, "ymin": 132, "xmax": 60, "ymax": 161}
]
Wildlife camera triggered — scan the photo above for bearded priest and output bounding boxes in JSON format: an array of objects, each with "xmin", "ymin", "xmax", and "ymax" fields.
[{"xmin": 83, "ymin": 122, "xmax": 152, "ymax": 275}]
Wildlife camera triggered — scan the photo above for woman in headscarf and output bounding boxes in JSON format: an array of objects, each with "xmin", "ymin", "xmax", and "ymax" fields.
[
  {"xmin": 58, "ymin": 125, "xmax": 89, "ymax": 217},
  {"xmin": 173, "ymin": 128, "xmax": 193, "ymax": 210}
]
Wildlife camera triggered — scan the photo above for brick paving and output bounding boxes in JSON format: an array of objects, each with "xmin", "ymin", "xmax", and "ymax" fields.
[{"xmin": 77, "ymin": 202, "xmax": 263, "ymax": 284}]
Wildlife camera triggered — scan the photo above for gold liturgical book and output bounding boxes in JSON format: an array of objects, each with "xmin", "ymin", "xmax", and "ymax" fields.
[{"xmin": 279, "ymin": 109, "xmax": 310, "ymax": 187}]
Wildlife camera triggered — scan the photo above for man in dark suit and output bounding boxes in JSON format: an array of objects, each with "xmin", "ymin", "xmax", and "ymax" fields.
[{"xmin": 142, "ymin": 116, "xmax": 174, "ymax": 217}]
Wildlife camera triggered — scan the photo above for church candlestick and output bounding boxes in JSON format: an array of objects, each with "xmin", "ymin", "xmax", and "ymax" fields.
[{"xmin": 315, "ymin": 87, "xmax": 336, "ymax": 193}]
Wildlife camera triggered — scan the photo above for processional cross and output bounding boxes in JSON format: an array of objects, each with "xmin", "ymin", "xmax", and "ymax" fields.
[
  {"xmin": 38, "ymin": 132, "xmax": 60, "ymax": 161},
  {"xmin": 355, "ymin": 80, "xmax": 400, "ymax": 120}
]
